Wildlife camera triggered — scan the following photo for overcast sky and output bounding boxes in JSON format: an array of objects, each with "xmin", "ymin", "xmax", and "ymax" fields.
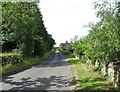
[{"xmin": 39, "ymin": 0, "xmax": 99, "ymax": 46}]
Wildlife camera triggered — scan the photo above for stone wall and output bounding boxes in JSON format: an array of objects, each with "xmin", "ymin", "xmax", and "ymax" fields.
[
  {"xmin": 77, "ymin": 55, "xmax": 120, "ymax": 89},
  {"xmin": 86, "ymin": 59, "xmax": 92, "ymax": 66},
  {"xmin": 114, "ymin": 61, "xmax": 120, "ymax": 89},
  {"xmin": 75, "ymin": 56, "xmax": 79, "ymax": 59},
  {"xmin": 108, "ymin": 61, "xmax": 120, "ymax": 89},
  {"xmin": 101, "ymin": 64, "xmax": 107, "ymax": 76},
  {"xmin": 108, "ymin": 62, "xmax": 115, "ymax": 82}
]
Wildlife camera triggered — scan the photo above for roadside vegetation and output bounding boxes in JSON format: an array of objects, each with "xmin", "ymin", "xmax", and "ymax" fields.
[
  {"xmin": 60, "ymin": 0, "xmax": 120, "ymax": 90},
  {"xmin": 1, "ymin": 2, "xmax": 55, "ymax": 76},
  {"xmin": 1, "ymin": 51, "xmax": 52, "ymax": 76},
  {"xmin": 68, "ymin": 58, "xmax": 115, "ymax": 90}
]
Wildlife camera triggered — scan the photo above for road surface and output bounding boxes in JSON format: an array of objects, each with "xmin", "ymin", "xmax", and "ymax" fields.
[{"xmin": 1, "ymin": 52, "xmax": 72, "ymax": 90}]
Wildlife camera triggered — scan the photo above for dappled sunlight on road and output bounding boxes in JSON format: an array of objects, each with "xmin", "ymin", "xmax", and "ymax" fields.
[
  {"xmin": 2, "ymin": 75, "xmax": 70, "ymax": 90},
  {"xmin": 1, "ymin": 52, "xmax": 71, "ymax": 90}
]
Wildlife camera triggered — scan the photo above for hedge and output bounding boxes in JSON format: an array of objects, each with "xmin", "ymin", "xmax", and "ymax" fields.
[{"xmin": 0, "ymin": 53, "xmax": 23, "ymax": 66}]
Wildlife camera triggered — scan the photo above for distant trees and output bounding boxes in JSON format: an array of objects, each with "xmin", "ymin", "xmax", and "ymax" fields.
[{"xmin": 2, "ymin": 2, "xmax": 55, "ymax": 58}]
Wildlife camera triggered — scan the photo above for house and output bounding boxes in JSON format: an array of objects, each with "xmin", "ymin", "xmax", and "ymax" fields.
[{"xmin": 59, "ymin": 41, "xmax": 70, "ymax": 49}]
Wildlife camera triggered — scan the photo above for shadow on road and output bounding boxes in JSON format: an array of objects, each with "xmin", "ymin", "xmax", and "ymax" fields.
[
  {"xmin": 2, "ymin": 52, "xmax": 71, "ymax": 90},
  {"xmin": 3, "ymin": 75, "xmax": 70, "ymax": 90}
]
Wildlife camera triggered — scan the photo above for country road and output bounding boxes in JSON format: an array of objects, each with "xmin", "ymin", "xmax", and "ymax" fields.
[{"xmin": 1, "ymin": 52, "xmax": 72, "ymax": 90}]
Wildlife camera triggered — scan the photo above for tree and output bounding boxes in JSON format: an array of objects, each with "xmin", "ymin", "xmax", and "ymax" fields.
[
  {"xmin": 68, "ymin": 0, "xmax": 120, "ymax": 66},
  {"xmin": 2, "ymin": 2, "xmax": 55, "ymax": 58}
]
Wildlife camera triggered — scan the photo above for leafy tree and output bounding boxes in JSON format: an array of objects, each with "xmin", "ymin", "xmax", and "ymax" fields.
[
  {"xmin": 2, "ymin": 2, "xmax": 55, "ymax": 58},
  {"xmin": 68, "ymin": 0, "xmax": 120, "ymax": 67}
]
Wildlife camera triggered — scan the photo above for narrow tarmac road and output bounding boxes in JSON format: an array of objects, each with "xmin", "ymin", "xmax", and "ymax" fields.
[{"xmin": 1, "ymin": 52, "xmax": 72, "ymax": 91}]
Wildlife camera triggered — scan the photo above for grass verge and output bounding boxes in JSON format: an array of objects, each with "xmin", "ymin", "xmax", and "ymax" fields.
[
  {"xmin": 1, "ymin": 51, "xmax": 52, "ymax": 76},
  {"xmin": 68, "ymin": 58, "xmax": 116, "ymax": 90}
]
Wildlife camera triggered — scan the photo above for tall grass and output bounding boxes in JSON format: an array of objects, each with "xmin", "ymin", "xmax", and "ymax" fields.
[
  {"xmin": 68, "ymin": 58, "xmax": 115, "ymax": 90},
  {"xmin": 1, "ymin": 51, "xmax": 52, "ymax": 76}
]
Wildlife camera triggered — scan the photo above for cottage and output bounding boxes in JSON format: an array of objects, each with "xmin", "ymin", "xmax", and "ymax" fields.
[{"xmin": 59, "ymin": 41, "xmax": 70, "ymax": 49}]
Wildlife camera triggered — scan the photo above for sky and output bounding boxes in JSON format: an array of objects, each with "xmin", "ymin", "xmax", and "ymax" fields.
[{"xmin": 39, "ymin": 0, "xmax": 99, "ymax": 46}]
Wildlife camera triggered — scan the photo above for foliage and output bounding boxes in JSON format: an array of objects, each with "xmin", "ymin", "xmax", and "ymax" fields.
[
  {"xmin": 68, "ymin": 58, "xmax": 115, "ymax": 90},
  {"xmin": 2, "ymin": 2, "xmax": 55, "ymax": 58},
  {"xmin": 59, "ymin": 44, "xmax": 73, "ymax": 57},
  {"xmin": 68, "ymin": 0, "xmax": 120, "ymax": 66},
  {"xmin": 0, "ymin": 53, "xmax": 22, "ymax": 66},
  {"xmin": 1, "ymin": 51, "xmax": 52, "ymax": 76}
]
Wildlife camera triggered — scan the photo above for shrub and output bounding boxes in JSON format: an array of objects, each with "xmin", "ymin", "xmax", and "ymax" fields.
[{"xmin": 0, "ymin": 53, "xmax": 23, "ymax": 66}]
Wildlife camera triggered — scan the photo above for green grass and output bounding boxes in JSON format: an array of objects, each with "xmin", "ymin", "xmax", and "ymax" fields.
[
  {"xmin": 63, "ymin": 53, "xmax": 74, "ymax": 58},
  {"xmin": 68, "ymin": 58, "xmax": 115, "ymax": 90},
  {"xmin": 0, "ymin": 52, "xmax": 20, "ymax": 57},
  {"xmin": 1, "ymin": 51, "xmax": 52, "ymax": 76}
]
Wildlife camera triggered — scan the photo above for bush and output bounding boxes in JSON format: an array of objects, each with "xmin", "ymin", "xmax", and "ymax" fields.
[
  {"xmin": 0, "ymin": 53, "xmax": 23, "ymax": 66},
  {"xmin": 2, "ymin": 51, "xmax": 52, "ymax": 75}
]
